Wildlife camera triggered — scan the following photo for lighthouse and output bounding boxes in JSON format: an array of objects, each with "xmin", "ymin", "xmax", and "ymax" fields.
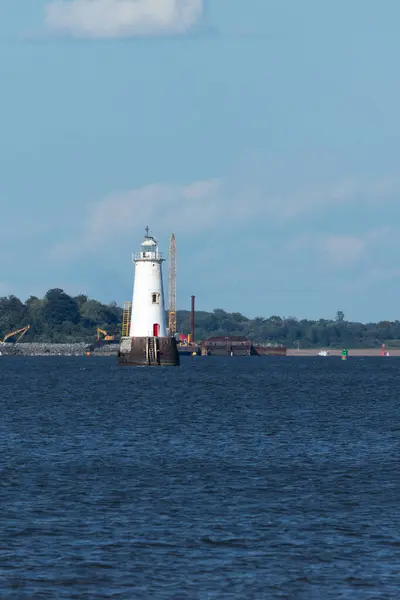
[
  {"xmin": 118, "ymin": 227, "xmax": 180, "ymax": 367},
  {"xmin": 129, "ymin": 227, "xmax": 167, "ymax": 338}
]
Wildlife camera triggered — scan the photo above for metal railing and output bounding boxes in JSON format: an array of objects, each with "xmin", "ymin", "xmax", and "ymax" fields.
[{"xmin": 133, "ymin": 252, "xmax": 165, "ymax": 261}]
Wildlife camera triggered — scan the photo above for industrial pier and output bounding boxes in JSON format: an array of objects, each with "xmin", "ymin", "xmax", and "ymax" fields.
[{"xmin": 200, "ymin": 337, "xmax": 286, "ymax": 357}]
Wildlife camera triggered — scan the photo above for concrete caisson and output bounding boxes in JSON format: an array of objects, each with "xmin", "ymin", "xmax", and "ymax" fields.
[{"xmin": 118, "ymin": 336, "xmax": 180, "ymax": 366}]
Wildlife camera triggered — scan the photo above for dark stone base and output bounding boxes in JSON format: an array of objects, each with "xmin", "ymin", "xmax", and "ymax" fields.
[{"xmin": 117, "ymin": 336, "xmax": 180, "ymax": 366}]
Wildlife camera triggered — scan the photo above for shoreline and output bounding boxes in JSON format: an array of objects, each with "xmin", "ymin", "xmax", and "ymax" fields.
[
  {"xmin": 286, "ymin": 348, "xmax": 398, "ymax": 356},
  {"xmin": 0, "ymin": 342, "xmax": 398, "ymax": 357}
]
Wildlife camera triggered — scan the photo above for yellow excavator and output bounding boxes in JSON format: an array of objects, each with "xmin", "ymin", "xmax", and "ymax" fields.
[
  {"xmin": 1, "ymin": 324, "xmax": 30, "ymax": 343},
  {"xmin": 96, "ymin": 328, "xmax": 115, "ymax": 342}
]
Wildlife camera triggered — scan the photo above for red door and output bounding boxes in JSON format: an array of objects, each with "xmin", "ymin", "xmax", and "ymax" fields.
[{"xmin": 153, "ymin": 323, "xmax": 160, "ymax": 337}]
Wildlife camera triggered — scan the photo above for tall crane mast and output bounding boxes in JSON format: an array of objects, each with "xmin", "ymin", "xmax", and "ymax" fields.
[{"xmin": 168, "ymin": 233, "xmax": 177, "ymax": 336}]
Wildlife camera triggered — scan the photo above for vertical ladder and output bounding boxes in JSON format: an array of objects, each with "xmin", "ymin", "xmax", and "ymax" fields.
[
  {"xmin": 147, "ymin": 336, "xmax": 156, "ymax": 364},
  {"xmin": 146, "ymin": 337, "xmax": 160, "ymax": 366},
  {"xmin": 121, "ymin": 301, "xmax": 132, "ymax": 337}
]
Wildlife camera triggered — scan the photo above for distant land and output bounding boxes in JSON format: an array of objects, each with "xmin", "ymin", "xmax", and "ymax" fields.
[{"xmin": 0, "ymin": 289, "xmax": 399, "ymax": 348}]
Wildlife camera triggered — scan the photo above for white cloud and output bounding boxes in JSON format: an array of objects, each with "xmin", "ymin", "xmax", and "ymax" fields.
[
  {"xmin": 44, "ymin": 0, "xmax": 204, "ymax": 38},
  {"xmin": 271, "ymin": 177, "xmax": 400, "ymax": 221},
  {"xmin": 320, "ymin": 235, "xmax": 366, "ymax": 265},
  {"xmin": 52, "ymin": 174, "xmax": 400, "ymax": 261},
  {"xmin": 291, "ymin": 227, "xmax": 391, "ymax": 267},
  {"xmin": 53, "ymin": 178, "xmax": 223, "ymax": 258},
  {"xmin": 87, "ymin": 178, "xmax": 222, "ymax": 238},
  {"xmin": 324, "ymin": 227, "xmax": 392, "ymax": 266}
]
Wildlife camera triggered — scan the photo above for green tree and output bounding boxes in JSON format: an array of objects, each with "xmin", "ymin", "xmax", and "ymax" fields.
[
  {"xmin": 0, "ymin": 295, "xmax": 27, "ymax": 337},
  {"xmin": 25, "ymin": 296, "xmax": 45, "ymax": 339},
  {"xmin": 80, "ymin": 299, "xmax": 108, "ymax": 325},
  {"xmin": 43, "ymin": 289, "xmax": 80, "ymax": 326},
  {"xmin": 335, "ymin": 310, "xmax": 345, "ymax": 323},
  {"xmin": 74, "ymin": 294, "xmax": 88, "ymax": 308}
]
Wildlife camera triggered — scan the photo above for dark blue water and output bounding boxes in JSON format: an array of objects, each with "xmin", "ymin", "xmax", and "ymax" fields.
[{"xmin": 1, "ymin": 356, "xmax": 399, "ymax": 599}]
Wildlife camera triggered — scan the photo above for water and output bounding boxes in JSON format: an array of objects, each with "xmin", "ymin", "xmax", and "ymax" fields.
[{"xmin": 1, "ymin": 356, "xmax": 399, "ymax": 599}]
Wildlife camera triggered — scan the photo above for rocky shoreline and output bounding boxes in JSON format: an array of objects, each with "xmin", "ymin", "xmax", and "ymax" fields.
[{"xmin": 0, "ymin": 343, "xmax": 119, "ymax": 356}]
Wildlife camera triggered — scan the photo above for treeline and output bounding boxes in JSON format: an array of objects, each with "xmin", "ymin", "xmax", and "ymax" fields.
[
  {"xmin": 177, "ymin": 309, "xmax": 400, "ymax": 349},
  {"xmin": 0, "ymin": 289, "xmax": 122, "ymax": 343},
  {"xmin": 0, "ymin": 290, "xmax": 398, "ymax": 347}
]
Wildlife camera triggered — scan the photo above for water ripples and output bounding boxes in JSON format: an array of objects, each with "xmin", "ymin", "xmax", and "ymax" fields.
[{"xmin": 1, "ymin": 356, "xmax": 400, "ymax": 598}]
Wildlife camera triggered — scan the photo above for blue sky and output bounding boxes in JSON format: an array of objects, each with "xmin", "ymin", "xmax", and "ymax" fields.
[{"xmin": 1, "ymin": 0, "xmax": 400, "ymax": 322}]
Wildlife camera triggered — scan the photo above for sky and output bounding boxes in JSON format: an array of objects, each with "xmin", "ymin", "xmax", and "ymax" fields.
[{"xmin": 1, "ymin": 0, "xmax": 400, "ymax": 322}]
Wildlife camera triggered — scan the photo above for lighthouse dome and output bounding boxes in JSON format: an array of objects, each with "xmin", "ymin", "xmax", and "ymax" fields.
[
  {"xmin": 141, "ymin": 237, "xmax": 156, "ymax": 247},
  {"xmin": 139, "ymin": 232, "xmax": 158, "ymax": 259},
  {"xmin": 133, "ymin": 228, "xmax": 164, "ymax": 261},
  {"xmin": 141, "ymin": 238, "xmax": 156, "ymax": 252}
]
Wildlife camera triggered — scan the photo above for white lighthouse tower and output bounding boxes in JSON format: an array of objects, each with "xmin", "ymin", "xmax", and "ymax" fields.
[
  {"xmin": 129, "ymin": 227, "xmax": 167, "ymax": 338},
  {"xmin": 118, "ymin": 227, "xmax": 179, "ymax": 366}
]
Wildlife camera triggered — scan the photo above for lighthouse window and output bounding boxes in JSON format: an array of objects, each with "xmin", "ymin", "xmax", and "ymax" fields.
[{"xmin": 151, "ymin": 293, "xmax": 160, "ymax": 304}]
